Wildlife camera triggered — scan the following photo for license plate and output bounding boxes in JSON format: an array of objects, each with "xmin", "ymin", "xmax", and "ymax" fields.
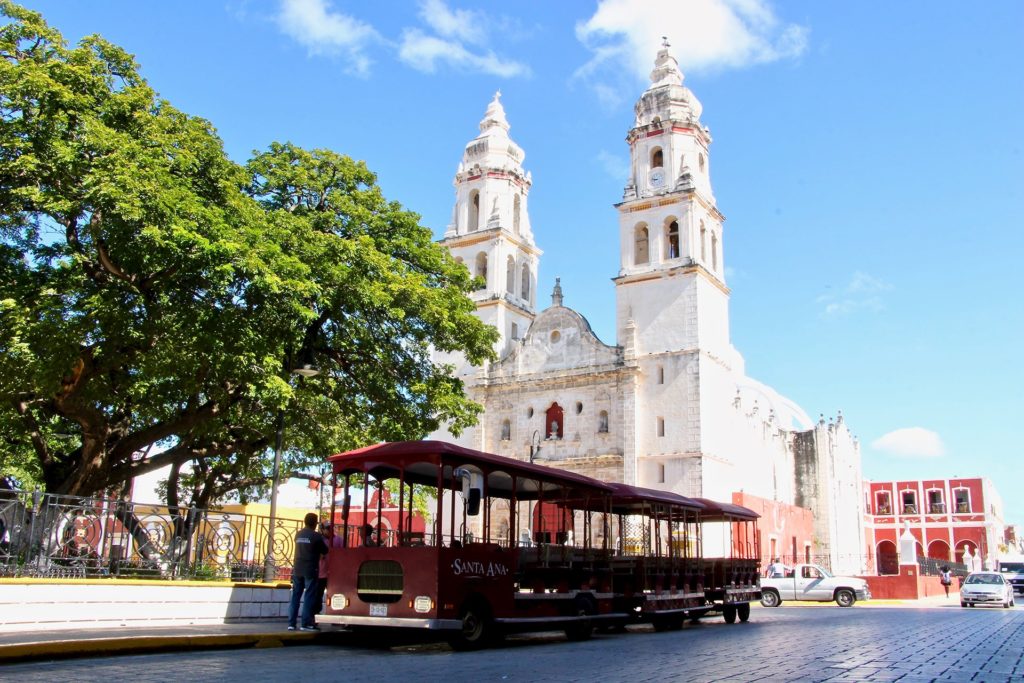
[{"xmin": 369, "ymin": 603, "xmax": 388, "ymax": 617}]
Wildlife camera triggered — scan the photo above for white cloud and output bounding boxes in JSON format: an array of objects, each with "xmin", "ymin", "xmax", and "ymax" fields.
[
  {"xmin": 398, "ymin": 1, "xmax": 530, "ymax": 77},
  {"xmin": 872, "ymin": 427, "xmax": 946, "ymax": 458},
  {"xmin": 575, "ymin": 0, "xmax": 808, "ymax": 84},
  {"xmin": 596, "ymin": 149, "xmax": 630, "ymax": 181},
  {"xmin": 817, "ymin": 270, "xmax": 891, "ymax": 317},
  {"xmin": 399, "ymin": 29, "xmax": 528, "ymax": 77},
  {"xmin": 277, "ymin": 0, "xmax": 381, "ymax": 76},
  {"xmin": 419, "ymin": 0, "xmax": 487, "ymax": 46}
]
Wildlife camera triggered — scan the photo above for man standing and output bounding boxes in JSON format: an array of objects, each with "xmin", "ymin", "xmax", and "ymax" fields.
[
  {"xmin": 767, "ymin": 557, "xmax": 789, "ymax": 578},
  {"xmin": 313, "ymin": 520, "xmax": 343, "ymax": 615},
  {"xmin": 288, "ymin": 512, "xmax": 328, "ymax": 631}
]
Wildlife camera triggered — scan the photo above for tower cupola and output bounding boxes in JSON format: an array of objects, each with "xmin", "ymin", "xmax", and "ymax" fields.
[{"xmin": 438, "ymin": 92, "xmax": 541, "ymax": 359}]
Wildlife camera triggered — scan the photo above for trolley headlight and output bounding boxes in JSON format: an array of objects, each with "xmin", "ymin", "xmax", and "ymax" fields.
[
  {"xmin": 330, "ymin": 594, "xmax": 349, "ymax": 610},
  {"xmin": 413, "ymin": 595, "xmax": 434, "ymax": 613}
]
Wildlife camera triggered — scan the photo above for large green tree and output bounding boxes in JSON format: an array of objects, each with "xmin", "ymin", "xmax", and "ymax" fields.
[{"xmin": 0, "ymin": 2, "xmax": 496, "ymax": 507}]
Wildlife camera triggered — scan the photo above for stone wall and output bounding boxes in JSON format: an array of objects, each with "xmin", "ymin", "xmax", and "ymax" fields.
[{"xmin": 0, "ymin": 580, "xmax": 290, "ymax": 632}]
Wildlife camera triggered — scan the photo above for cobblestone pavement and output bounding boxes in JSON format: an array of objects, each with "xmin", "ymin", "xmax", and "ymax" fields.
[{"xmin": 3, "ymin": 604, "xmax": 1022, "ymax": 682}]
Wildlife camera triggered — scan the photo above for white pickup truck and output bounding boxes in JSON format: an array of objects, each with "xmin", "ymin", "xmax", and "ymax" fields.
[{"xmin": 759, "ymin": 563, "xmax": 871, "ymax": 607}]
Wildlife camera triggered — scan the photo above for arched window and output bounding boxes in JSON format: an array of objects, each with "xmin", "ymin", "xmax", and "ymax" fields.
[
  {"xmin": 698, "ymin": 153, "xmax": 705, "ymax": 173},
  {"xmin": 501, "ymin": 419, "xmax": 511, "ymax": 441},
  {"xmin": 475, "ymin": 252, "xmax": 488, "ymax": 289},
  {"xmin": 711, "ymin": 233, "xmax": 718, "ymax": 271},
  {"xmin": 469, "ymin": 190, "xmax": 480, "ymax": 232},
  {"xmin": 520, "ymin": 263, "xmax": 531, "ymax": 301},
  {"xmin": 700, "ymin": 221, "xmax": 707, "ymax": 262},
  {"xmin": 651, "ymin": 147, "xmax": 663, "ymax": 168},
  {"xmin": 511, "ymin": 322, "xmax": 518, "ymax": 340},
  {"xmin": 545, "ymin": 403, "xmax": 564, "ymax": 440},
  {"xmin": 597, "ymin": 410, "xmax": 609, "ymax": 433},
  {"xmin": 634, "ymin": 225, "xmax": 649, "ymax": 265},
  {"xmin": 505, "ymin": 256, "xmax": 515, "ymax": 294},
  {"xmin": 513, "ymin": 194, "xmax": 521, "ymax": 234},
  {"xmin": 666, "ymin": 220, "xmax": 679, "ymax": 259}
]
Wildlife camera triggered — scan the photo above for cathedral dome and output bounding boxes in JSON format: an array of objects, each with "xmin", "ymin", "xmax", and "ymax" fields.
[{"xmin": 634, "ymin": 40, "xmax": 703, "ymax": 127}]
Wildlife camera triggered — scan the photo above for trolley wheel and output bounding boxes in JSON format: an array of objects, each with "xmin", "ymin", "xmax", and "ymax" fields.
[
  {"xmin": 737, "ymin": 602, "xmax": 751, "ymax": 622},
  {"xmin": 722, "ymin": 604, "xmax": 737, "ymax": 624},
  {"xmin": 835, "ymin": 589, "xmax": 856, "ymax": 608},
  {"xmin": 448, "ymin": 599, "xmax": 494, "ymax": 651},
  {"xmin": 652, "ymin": 616, "xmax": 671, "ymax": 632},
  {"xmin": 760, "ymin": 590, "xmax": 781, "ymax": 608},
  {"xmin": 565, "ymin": 596, "xmax": 596, "ymax": 641}
]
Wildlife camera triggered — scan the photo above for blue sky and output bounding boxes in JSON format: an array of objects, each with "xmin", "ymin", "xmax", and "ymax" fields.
[{"xmin": 20, "ymin": 1, "xmax": 1024, "ymax": 526}]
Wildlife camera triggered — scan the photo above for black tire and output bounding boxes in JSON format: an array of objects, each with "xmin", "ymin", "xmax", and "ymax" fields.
[
  {"xmin": 835, "ymin": 589, "xmax": 855, "ymax": 608},
  {"xmin": 565, "ymin": 596, "xmax": 596, "ymax": 641},
  {"xmin": 760, "ymin": 590, "xmax": 781, "ymax": 608},
  {"xmin": 447, "ymin": 600, "xmax": 493, "ymax": 651},
  {"xmin": 960, "ymin": 601, "xmax": 967, "ymax": 607},
  {"xmin": 737, "ymin": 602, "xmax": 751, "ymax": 622},
  {"xmin": 723, "ymin": 604, "xmax": 737, "ymax": 624}
]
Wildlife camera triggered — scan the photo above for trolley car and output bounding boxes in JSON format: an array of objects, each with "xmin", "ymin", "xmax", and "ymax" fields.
[{"xmin": 316, "ymin": 440, "xmax": 760, "ymax": 649}]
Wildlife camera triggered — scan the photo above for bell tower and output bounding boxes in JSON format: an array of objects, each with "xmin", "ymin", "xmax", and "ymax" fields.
[
  {"xmin": 439, "ymin": 92, "xmax": 541, "ymax": 364},
  {"xmin": 614, "ymin": 41, "xmax": 731, "ymax": 360}
]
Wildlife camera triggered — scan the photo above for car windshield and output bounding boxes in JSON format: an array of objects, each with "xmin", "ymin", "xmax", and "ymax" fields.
[
  {"xmin": 818, "ymin": 566, "xmax": 833, "ymax": 578},
  {"xmin": 965, "ymin": 574, "xmax": 1004, "ymax": 585}
]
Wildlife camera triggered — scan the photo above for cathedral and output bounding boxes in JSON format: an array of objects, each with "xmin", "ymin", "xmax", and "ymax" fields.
[{"xmin": 432, "ymin": 44, "xmax": 866, "ymax": 575}]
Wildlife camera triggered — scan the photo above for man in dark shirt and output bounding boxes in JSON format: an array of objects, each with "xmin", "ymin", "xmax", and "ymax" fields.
[{"xmin": 288, "ymin": 512, "xmax": 329, "ymax": 631}]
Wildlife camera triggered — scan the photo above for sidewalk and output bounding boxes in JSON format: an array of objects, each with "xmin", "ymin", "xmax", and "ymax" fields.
[{"xmin": 0, "ymin": 621, "xmax": 338, "ymax": 664}]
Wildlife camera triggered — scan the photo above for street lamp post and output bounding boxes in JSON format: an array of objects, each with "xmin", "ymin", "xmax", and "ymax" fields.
[{"xmin": 262, "ymin": 357, "xmax": 320, "ymax": 583}]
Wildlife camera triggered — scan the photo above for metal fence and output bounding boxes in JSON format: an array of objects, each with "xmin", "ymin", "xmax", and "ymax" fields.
[
  {"xmin": 0, "ymin": 489, "xmax": 303, "ymax": 581},
  {"xmin": 758, "ymin": 552, "xmax": 970, "ymax": 578}
]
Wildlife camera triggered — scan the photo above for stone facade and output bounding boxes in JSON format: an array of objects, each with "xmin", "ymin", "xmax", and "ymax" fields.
[{"xmin": 432, "ymin": 43, "xmax": 865, "ymax": 575}]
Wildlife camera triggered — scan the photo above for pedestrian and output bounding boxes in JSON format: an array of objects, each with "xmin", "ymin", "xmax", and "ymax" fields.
[
  {"xmin": 288, "ymin": 512, "xmax": 328, "ymax": 632},
  {"xmin": 940, "ymin": 565, "xmax": 952, "ymax": 598},
  {"xmin": 767, "ymin": 557, "xmax": 788, "ymax": 578},
  {"xmin": 313, "ymin": 520, "xmax": 343, "ymax": 615}
]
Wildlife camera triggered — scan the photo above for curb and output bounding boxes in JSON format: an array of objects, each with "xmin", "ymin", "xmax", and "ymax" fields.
[{"xmin": 0, "ymin": 630, "xmax": 326, "ymax": 664}]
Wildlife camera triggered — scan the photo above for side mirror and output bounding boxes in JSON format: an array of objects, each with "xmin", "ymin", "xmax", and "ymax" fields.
[{"xmin": 467, "ymin": 487, "xmax": 482, "ymax": 516}]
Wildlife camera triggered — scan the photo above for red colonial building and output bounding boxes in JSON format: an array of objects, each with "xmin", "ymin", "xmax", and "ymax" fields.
[{"xmin": 864, "ymin": 477, "xmax": 1005, "ymax": 575}]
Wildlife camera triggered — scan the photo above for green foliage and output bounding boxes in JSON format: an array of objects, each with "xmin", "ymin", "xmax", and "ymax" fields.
[{"xmin": 0, "ymin": 2, "xmax": 497, "ymax": 505}]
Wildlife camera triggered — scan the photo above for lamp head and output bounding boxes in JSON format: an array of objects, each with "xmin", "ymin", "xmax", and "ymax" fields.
[{"xmin": 292, "ymin": 363, "xmax": 319, "ymax": 378}]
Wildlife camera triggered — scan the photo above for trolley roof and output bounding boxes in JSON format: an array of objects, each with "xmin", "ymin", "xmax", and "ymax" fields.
[
  {"xmin": 328, "ymin": 440, "xmax": 615, "ymax": 502},
  {"xmin": 607, "ymin": 483, "xmax": 706, "ymax": 514},
  {"xmin": 693, "ymin": 498, "xmax": 759, "ymax": 521}
]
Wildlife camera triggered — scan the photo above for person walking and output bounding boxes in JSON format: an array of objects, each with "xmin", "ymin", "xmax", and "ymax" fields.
[
  {"xmin": 940, "ymin": 565, "xmax": 953, "ymax": 598},
  {"xmin": 288, "ymin": 512, "xmax": 328, "ymax": 631}
]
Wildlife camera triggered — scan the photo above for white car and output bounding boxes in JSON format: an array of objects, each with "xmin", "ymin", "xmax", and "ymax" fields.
[{"xmin": 960, "ymin": 572, "xmax": 1015, "ymax": 608}]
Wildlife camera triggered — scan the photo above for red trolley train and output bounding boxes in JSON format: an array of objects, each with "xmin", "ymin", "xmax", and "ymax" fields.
[{"xmin": 316, "ymin": 440, "xmax": 760, "ymax": 649}]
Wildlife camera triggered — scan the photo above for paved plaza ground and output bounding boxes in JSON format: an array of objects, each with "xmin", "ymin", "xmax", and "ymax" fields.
[{"xmin": 2, "ymin": 602, "xmax": 1022, "ymax": 682}]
